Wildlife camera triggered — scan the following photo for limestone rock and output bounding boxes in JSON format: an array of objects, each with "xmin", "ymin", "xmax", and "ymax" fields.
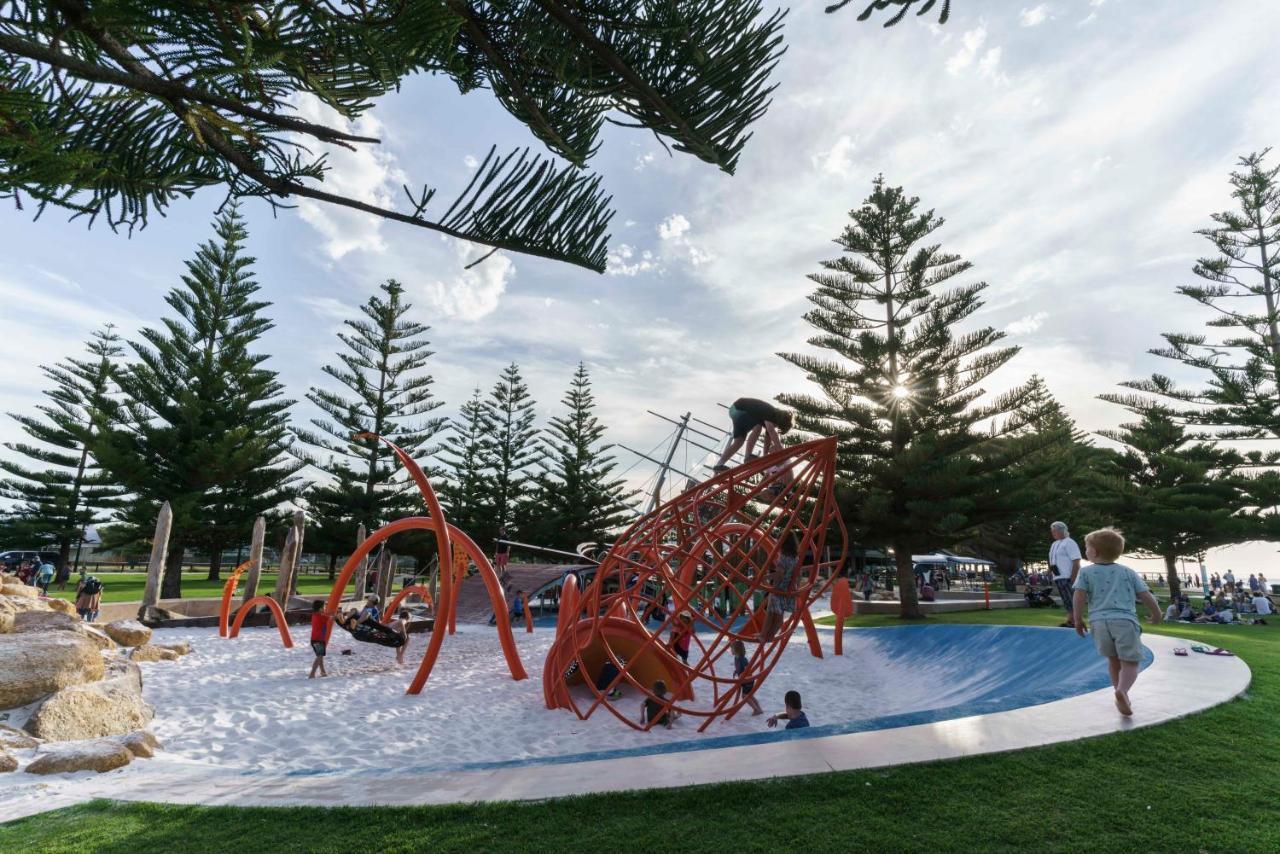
[
  {"xmin": 46, "ymin": 597, "xmax": 77, "ymax": 616},
  {"xmin": 157, "ymin": 639, "xmax": 191, "ymax": 656},
  {"xmin": 80, "ymin": 623, "xmax": 118, "ymax": 652},
  {"xmin": 0, "ymin": 581, "xmax": 38, "ymax": 598},
  {"xmin": 103, "ymin": 619, "xmax": 151, "ymax": 647},
  {"xmin": 24, "ymin": 665, "xmax": 153, "ymax": 741},
  {"xmin": 114, "ymin": 730, "xmax": 162, "ymax": 758},
  {"xmin": 0, "ymin": 632, "xmax": 105, "ymax": 709},
  {"xmin": 0, "ymin": 748, "xmax": 16, "ymax": 773},
  {"xmin": 0, "ymin": 612, "xmax": 11, "ymax": 634},
  {"xmin": 25, "ymin": 739, "xmax": 134, "ymax": 775},
  {"xmin": 131, "ymin": 643, "xmax": 179, "ymax": 662},
  {"xmin": 0, "ymin": 723, "xmax": 41, "ymax": 750},
  {"xmin": 13, "ymin": 610, "xmax": 81, "ymax": 634}
]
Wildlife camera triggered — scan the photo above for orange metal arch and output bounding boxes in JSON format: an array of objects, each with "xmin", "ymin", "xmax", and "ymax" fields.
[
  {"xmin": 829, "ymin": 577, "xmax": 853, "ymax": 656},
  {"xmin": 382, "ymin": 584, "xmax": 434, "ymax": 623},
  {"xmin": 218, "ymin": 559, "xmax": 255, "ymax": 638},
  {"xmin": 229, "ymin": 595, "xmax": 294, "ymax": 648}
]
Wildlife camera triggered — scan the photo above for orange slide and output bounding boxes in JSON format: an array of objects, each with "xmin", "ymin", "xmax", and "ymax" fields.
[{"xmin": 545, "ymin": 616, "xmax": 694, "ymax": 712}]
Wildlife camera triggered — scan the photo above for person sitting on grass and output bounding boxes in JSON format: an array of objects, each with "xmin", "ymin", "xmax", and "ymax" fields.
[
  {"xmin": 1179, "ymin": 600, "xmax": 1197, "ymax": 621},
  {"xmin": 308, "ymin": 601, "xmax": 333, "ymax": 679},
  {"xmin": 641, "ymin": 680, "xmax": 679, "ymax": 729},
  {"xmin": 766, "ymin": 689, "xmax": 809, "ymax": 730},
  {"xmin": 1252, "ymin": 592, "xmax": 1273, "ymax": 620},
  {"xmin": 392, "ymin": 609, "xmax": 411, "ymax": 664},
  {"xmin": 732, "ymin": 639, "xmax": 763, "ymax": 716},
  {"xmin": 1165, "ymin": 600, "xmax": 1180, "ymax": 622},
  {"xmin": 1071, "ymin": 527, "xmax": 1162, "ymax": 717}
]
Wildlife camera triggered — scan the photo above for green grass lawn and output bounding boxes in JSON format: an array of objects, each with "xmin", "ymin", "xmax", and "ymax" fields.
[
  {"xmin": 39, "ymin": 572, "xmax": 352, "ymax": 604},
  {"xmin": 3, "ymin": 607, "xmax": 1277, "ymax": 853}
]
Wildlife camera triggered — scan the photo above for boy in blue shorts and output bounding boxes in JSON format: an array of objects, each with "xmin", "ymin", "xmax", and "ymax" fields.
[{"xmin": 1072, "ymin": 528, "xmax": 1162, "ymax": 717}]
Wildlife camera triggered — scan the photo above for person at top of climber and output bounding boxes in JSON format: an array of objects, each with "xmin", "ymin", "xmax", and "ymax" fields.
[{"xmin": 712, "ymin": 397, "xmax": 793, "ymax": 473}]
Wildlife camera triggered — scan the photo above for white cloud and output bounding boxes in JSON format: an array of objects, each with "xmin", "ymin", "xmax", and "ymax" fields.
[
  {"xmin": 420, "ymin": 240, "xmax": 516, "ymax": 321},
  {"xmin": 463, "ymin": 154, "xmax": 480, "ymax": 170},
  {"xmin": 813, "ymin": 134, "xmax": 857, "ymax": 178},
  {"xmin": 1020, "ymin": 5, "xmax": 1049, "ymax": 27},
  {"xmin": 634, "ymin": 151, "xmax": 656, "ymax": 171},
  {"xmin": 658, "ymin": 214, "xmax": 691, "ymax": 241},
  {"xmin": 1005, "ymin": 311, "xmax": 1049, "ymax": 336},
  {"xmin": 291, "ymin": 94, "xmax": 406, "ymax": 260},
  {"xmin": 978, "ymin": 47, "xmax": 1004, "ymax": 80},
  {"xmin": 946, "ymin": 26, "xmax": 987, "ymax": 75},
  {"xmin": 606, "ymin": 244, "xmax": 659, "ymax": 277}
]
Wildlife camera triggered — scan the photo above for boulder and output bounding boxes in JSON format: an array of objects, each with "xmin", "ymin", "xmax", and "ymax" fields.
[
  {"xmin": 13, "ymin": 610, "xmax": 81, "ymax": 634},
  {"xmin": 25, "ymin": 739, "xmax": 134, "ymax": 775},
  {"xmin": 0, "ymin": 632, "xmax": 105, "ymax": 709},
  {"xmin": 0, "ymin": 612, "xmax": 11, "ymax": 634},
  {"xmin": 132, "ymin": 643, "xmax": 179, "ymax": 662},
  {"xmin": 24, "ymin": 664, "xmax": 153, "ymax": 741},
  {"xmin": 0, "ymin": 748, "xmax": 16, "ymax": 773},
  {"xmin": 0, "ymin": 723, "xmax": 41, "ymax": 750},
  {"xmin": 80, "ymin": 623, "xmax": 118, "ymax": 652},
  {"xmin": 1, "ymin": 581, "xmax": 38, "ymax": 599},
  {"xmin": 103, "ymin": 619, "xmax": 151, "ymax": 647},
  {"xmin": 157, "ymin": 639, "xmax": 191, "ymax": 656},
  {"xmin": 114, "ymin": 730, "xmax": 162, "ymax": 758},
  {"xmin": 46, "ymin": 597, "xmax": 78, "ymax": 616}
]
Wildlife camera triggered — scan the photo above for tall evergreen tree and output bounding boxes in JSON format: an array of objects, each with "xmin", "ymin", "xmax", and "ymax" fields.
[
  {"xmin": 480, "ymin": 363, "xmax": 541, "ymax": 541},
  {"xmin": 0, "ymin": 325, "xmax": 125, "ymax": 569},
  {"xmin": 96, "ymin": 207, "xmax": 300, "ymax": 594},
  {"xmin": 1096, "ymin": 401, "xmax": 1244, "ymax": 600},
  {"xmin": 779, "ymin": 177, "xmax": 1041, "ymax": 618},
  {"xmin": 1124, "ymin": 150, "xmax": 1280, "ymax": 443},
  {"xmin": 296, "ymin": 280, "xmax": 447, "ymax": 544},
  {"xmin": 532, "ymin": 364, "xmax": 636, "ymax": 551},
  {"xmin": 440, "ymin": 388, "xmax": 492, "ymax": 537}
]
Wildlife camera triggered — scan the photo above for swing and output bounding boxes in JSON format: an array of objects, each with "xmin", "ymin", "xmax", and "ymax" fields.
[{"xmin": 337, "ymin": 616, "xmax": 405, "ymax": 648}]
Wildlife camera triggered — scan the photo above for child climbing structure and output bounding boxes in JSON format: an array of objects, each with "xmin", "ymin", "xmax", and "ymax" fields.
[{"xmin": 544, "ymin": 436, "xmax": 847, "ymax": 731}]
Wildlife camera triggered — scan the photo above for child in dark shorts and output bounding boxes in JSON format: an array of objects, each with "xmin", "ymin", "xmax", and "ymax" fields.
[
  {"xmin": 712, "ymin": 397, "xmax": 794, "ymax": 472},
  {"xmin": 641, "ymin": 680, "xmax": 679, "ymax": 729},
  {"xmin": 309, "ymin": 600, "xmax": 332, "ymax": 679},
  {"xmin": 732, "ymin": 639, "xmax": 763, "ymax": 716}
]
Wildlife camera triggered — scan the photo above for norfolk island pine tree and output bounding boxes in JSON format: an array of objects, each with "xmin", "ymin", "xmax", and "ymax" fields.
[
  {"xmin": 0, "ymin": 325, "xmax": 126, "ymax": 572},
  {"xmin": 779, "ymin": 177, "xmax": 1048, "ymax": 618},
  {"xmin": 94, "ymin": 206, "xmax": 300, "ymax": 595},
  {"xmin": 294, "ymin": 280, "xmax": 448, "ymax": 578},
  {"xmin": 478, "ymin": 363, "xmax": 542, "ymax": 546},
  {"xmin": 440, "ymin": 388, "xmax": 492, "ymax": 540}
]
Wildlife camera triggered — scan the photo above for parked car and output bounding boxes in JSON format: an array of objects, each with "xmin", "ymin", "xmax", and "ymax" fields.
[{"xmin": 0, "ymin": 550, "xmax": 62, "ymax": 570}]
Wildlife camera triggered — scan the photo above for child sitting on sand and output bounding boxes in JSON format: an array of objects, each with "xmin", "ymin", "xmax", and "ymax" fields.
[
  {"xmin": 392, "ymin": 609, "xmax": 411, "ymax": 664},
  {"xmin": 641, "ymin": 680, "xmax": 679, "ymax": 730},
  {"xmin": 732, "ymin": 639, "xmax": 763, "ymax": 716},
  {"xmin": 766, "ymin": 690, "xmax": 809, "ymax": 730},
  {"xmin": 1072, "ymin": 527, "xmax": 1162, "ymax": 717}
]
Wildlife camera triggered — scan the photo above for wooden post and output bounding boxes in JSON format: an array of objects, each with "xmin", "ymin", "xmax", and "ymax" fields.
[
  {"xmin": 272, "ymin": 510, "xmax": 304, "ymax": 607},
  {"xmin": 352, "ymin": 523, "xmax": 369, "ymax": 601},
  {"xmin": 242, "ymin": 516, "xmax": 266, "ymax": 605},
  {"xmin": 138, "ymin": 501, "xmax": 172, "ymax": 622},
  {"xmin": 291, "ymin": 510, "xmax": 307, "ymax": 596}
]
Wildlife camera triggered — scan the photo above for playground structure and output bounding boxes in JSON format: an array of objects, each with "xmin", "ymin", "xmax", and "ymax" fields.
[
  {"xmin": 543, "ymin": 436, "xmax": 848, "ymax": 731},
  {"xmin": 219, "ymin": 559, "xmax": 293, "ymax": 648}
]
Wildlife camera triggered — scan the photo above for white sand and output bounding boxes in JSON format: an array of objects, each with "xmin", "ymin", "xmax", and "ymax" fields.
[{"xmin": 0, "ymin": 623, "xmax": 956, "ymax": 817}]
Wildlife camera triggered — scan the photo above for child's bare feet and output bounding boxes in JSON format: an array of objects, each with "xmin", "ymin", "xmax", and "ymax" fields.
[
  {"xmin": 1113, "ymin": 690, "xmax": 1132, "ymax": 716},
  {"xmin": 751, "ymin": 708, "xmax": 763, "ymax": 716}
]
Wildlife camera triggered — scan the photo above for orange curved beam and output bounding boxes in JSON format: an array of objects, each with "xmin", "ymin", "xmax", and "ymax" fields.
[
  {"xmin": 229, "ymin": 595, "xmax": 293, "ymax": 648},
  {"xmin": 382, "ymin": 584, "xmax": 434, "ymax": 623},
  {"xmin": 218, "ymin": 559, "xmax": 255, "ymax": 638},
  {"xmin": 523, "ymin": 597, "xmax": 535, "ymax": 633}
]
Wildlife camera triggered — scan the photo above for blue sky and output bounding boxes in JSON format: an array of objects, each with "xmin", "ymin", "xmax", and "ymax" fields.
[{"xmin": 3, "ymin": 0, "xmax": 1278, "ymax": 575}]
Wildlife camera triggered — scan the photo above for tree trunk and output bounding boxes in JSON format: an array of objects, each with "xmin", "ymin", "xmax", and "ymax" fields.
[
  {"xmin": 1164, "ymin": 554, "xmax": 1181, "ymax": 601},
  {"xmin": 207, "ymin": 547, "xmax": 222, "ymax": 582},
  {"xmin": 161, "ymin": 546, "xmax": 185, "ymax": 600},
  {"xmin": 893, "ymin": 544, "xmax": 922, "ymax": 619}
]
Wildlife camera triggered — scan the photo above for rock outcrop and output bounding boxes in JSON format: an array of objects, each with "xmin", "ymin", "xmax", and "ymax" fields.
[
  {"xmin": 103, "ymin": 619, "xmax": 152, "ymax": 647},
  {"xmin": 25, "ymin": 739, "xmax": 134, "ymax": 775},
  {"xmin": 0, "ymin": 748, "xmax": 16, "ymax": 773},
  {"xmin": 0, "ymin": 723, "xmax": 41, "ymax": 750},
  {"xmin": 24, "ymin": 661, "xmax": 153, "ymax": 741},
  {"xmin": 80, "ymin": 623, "xmax": 118, "ymax": 652},
  {"xmin": 157, "ymin": 639, "xmax": 191, "ymax": 656},
  {"xmin": 13, "ymin": 610, "xmax": 81, "ymax": 634},
  {"xmin": 0, "ymin": 632, "xmax": 105, "ymax": 709},
  {"xmin": 0, "ymin": 611, "xmax": 11, "ymax": 634},
  {"xmin": 45, "ymin": 597, "xmax": 78, "ymax": 616},
  {"xmin": 131, "ymin": 643, "xmax": 180, "ymax": 662},
  {"xmin": 0, "ymin": 580, "xmax": 38, "ymax": 599},
  {"xmin": 114, "ymin": 730, "xmax": 162, "ymax": 758}
]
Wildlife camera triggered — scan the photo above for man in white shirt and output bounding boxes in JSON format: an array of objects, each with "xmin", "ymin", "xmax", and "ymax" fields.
[{"xmin": 1048, "ymin": 521, "xmax": 1082, "ymax": 628}]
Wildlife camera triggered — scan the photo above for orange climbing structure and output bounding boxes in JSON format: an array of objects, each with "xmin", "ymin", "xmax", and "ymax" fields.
[{"xmin": 544, "ymin": 436, "xmax": 847, "ymax": 731}]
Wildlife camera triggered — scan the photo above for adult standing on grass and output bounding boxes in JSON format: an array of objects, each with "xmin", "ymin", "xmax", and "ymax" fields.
[
  {"xmin": 75, "ymin": 573, "xmax": 103, "ymax": 621},
  {"xmin": 54, "ymin": 560, "xmax": 71, "ymax": 592},
  {"xmin": 35, "ymin": 560, "xmax": 55, "ymax": 596},
  {"xmin": 1049, "ymin": 521, "xmax": 1082, "ymax": 628}
]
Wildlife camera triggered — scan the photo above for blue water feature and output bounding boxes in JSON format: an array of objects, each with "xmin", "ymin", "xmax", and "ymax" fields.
[{"xmin": 292, "ymin": 624, "xmax": 1152, "ymax": 779}]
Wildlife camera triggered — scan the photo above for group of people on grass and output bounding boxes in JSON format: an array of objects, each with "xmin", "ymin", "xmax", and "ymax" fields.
[
  {"xmin": 1163, "ymin": 588, "xmax": 1273, "ymax": 625},
  {"xmin": 3, "ymin": 561, "xmax": 104, "ymax": 621}
]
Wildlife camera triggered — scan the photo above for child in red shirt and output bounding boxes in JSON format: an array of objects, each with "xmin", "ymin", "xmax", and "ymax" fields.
[
  {"xmin": 308, "ymin": 600, "xmax": 332, "ymax": 679},
  {"xmin": 668, "ymin": 612, "xmax": 694, "ymax": 664}
]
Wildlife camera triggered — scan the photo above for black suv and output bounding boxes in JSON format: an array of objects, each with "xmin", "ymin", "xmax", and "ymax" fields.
[{"xmin": 0, "ymin": 550, "xmax": 62, "ymax": 570}]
